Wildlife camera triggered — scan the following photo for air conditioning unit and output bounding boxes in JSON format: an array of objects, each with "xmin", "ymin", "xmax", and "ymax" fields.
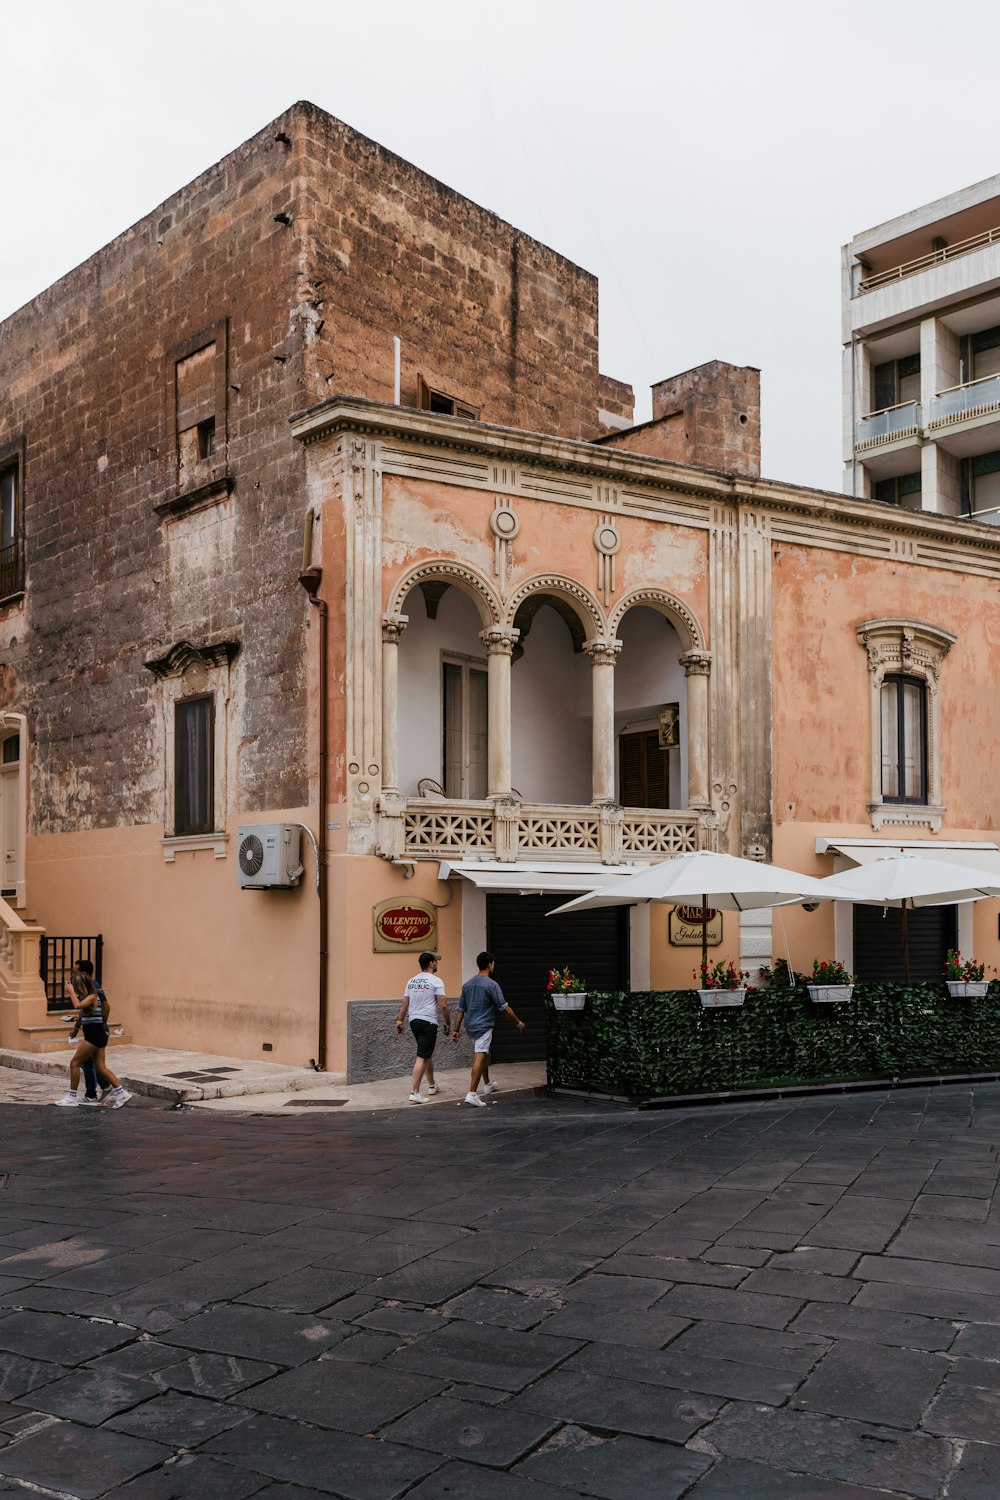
[{"xmin": 236, "ymin": 824, "xmax": 303, "ymax": 889}]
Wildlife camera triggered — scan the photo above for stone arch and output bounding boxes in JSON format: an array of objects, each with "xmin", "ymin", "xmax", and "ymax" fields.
[
  {"xmin": 388, "ymin": 561, "xmax": 502, "ymax": 628},
  {"xmin": 504, "ymin": 574, "xmax": 606, "ymax": 644},
  {"xmin": 608, "ymin": 589, "xmax": 706, "ymax": 653}
]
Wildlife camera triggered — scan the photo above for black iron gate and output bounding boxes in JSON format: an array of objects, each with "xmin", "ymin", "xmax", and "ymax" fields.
[{"xmin": 40, "ymin": 935, "xmax": 103, "ymax": 1012}]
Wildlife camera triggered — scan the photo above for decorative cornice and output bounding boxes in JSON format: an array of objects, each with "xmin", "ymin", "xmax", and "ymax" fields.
[
  {"xmin": 144, "ymin": 639, "xmax": 241, "ymax": 679},
  {"xmin": 153, "ymin": 475, "xmax": 234, "ymax": 518},
  {"xmin": 289, "ymin": 397, "xmax": 1000, "ymax": 571}
]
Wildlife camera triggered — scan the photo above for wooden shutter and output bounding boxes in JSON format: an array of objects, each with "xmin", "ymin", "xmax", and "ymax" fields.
[
  {"xmin": 175, "ymin": 696, "xmax": 214, "ymax": 835},
  {"xmin": 619, "ymin": 730, "xmax": 670, "ymax": 808}
]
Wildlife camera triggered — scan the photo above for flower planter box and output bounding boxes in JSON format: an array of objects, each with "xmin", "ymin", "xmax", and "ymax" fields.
[
  {"xmin": 552, "ymin": 992, "xmax": 587, "ymax": 1011},
  {"xmin": 946, "ymin": 980, "xmax": 989, "ymax": 998},
  {"xmin": 807, "ymin": 984, "xmax": 854, "ymax": 1004},
  {"xmin": 698, "ymin": 987, "xmax": 746, "ymax": 1009}
]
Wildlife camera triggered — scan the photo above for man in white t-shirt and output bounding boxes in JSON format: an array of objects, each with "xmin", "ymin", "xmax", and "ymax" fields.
[{"xmin": 396, "ymin": 951, "xmax": 451, "ymax": 1102}]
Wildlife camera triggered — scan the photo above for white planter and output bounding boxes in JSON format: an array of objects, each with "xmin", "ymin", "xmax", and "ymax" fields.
[
  {"xmin": 698, "ymin": 987, "xmax": 746, "ymax": 1009},
  {"xmin": 552, "ymin": 992, "xmax": 587, "ymax": 1011},
  {"xmin": 807, "ymin": 984, "xmax": 854, "ymax": 1004},
  {"xmin": 946, "ymin": 980, "xmax": 989, "ymax": 998}
]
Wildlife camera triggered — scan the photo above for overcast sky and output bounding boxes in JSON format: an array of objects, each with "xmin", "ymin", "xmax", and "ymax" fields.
[{"xmin": 6, "ymin": 0, "xmax": 1000, "ymax": 492}]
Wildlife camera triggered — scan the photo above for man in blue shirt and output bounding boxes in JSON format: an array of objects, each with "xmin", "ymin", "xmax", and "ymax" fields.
[{"xmin": 452, "ymin": 951, "xmax": 525, "ymax": 1107}]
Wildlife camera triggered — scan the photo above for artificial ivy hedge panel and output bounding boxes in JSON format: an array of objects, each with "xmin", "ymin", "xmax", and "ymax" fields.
[{"xmin": 546, "ymin": 982, "xmax": 1000, "ymax": 1098}]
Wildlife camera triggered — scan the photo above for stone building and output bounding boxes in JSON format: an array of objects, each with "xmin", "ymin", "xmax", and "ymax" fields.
[{"xmin": 2, "ymin": 102, "xmax": 999, "ymax": 1075}]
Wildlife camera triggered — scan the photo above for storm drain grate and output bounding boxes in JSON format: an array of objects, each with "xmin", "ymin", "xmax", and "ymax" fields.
[{"xmin": 283, "ymin": 1098, "xmax": 347, "ymax": 1107}]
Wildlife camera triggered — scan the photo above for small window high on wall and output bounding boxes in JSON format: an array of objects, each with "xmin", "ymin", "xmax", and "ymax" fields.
[
  {"xmin": 166, "ymin": 320, "xmax": 228, "ymax": 499},
  {"xmin": 0, "ymin": 439, "xmax": 25, "ymax": 600}
]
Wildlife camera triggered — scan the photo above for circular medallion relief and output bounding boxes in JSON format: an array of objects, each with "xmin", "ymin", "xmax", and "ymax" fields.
[
  {"xmin": 490, "ymin": 506, "xmax": 520, "ymax": 540},
  {"xmin": 594, "ymin": 522, "xmax": 622, "ymax": 556}
]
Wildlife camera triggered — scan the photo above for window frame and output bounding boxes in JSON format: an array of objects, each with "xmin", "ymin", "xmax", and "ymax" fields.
[
  {"xmin": 0, "ymin": 437, "xmax": 26, "ymax": 604},
  {"xmin": 879, "ymin": 673, "xmax": 927, "ymax": 805},
  {"xmin": 857, "ymin": 618, "xmax": 955, "ymax": 832},
  {"xmin": 441, "ymin": 651, "xmax": 488, "ymax": 800},
  {"xmin": 174, "ymin": 693, "xmax": 215, "ymax": 836},
  {"xmin": 417, "ymin": 375, "xmax": 481, "ymax": 421},
  {"xmin": 164, "ymin": 319, "xmax": 229, "ymax": 503},
  {"xmin": 144, "ymin": 639, "xmax": 239, "ymax": 859}
]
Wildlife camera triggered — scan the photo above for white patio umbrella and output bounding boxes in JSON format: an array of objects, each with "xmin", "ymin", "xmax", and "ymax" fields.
[
  {"xmin": 813, "ymin": 853, "xmax": 1000, "ymax": 983},
  {"xmin": 547, "ymin": 848, "xmax": 845, "ymax": 971}
]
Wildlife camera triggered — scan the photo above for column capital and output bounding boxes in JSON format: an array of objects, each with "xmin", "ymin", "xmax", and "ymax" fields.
[
  {"xmin": 680, "ymin": 649, "xmax": 712, "ymax": 678},
  {"xmin": 480, "ymin": 625, "xmax": 520, "ymax": 657},
  {"xmin": 583, "ymin": 637, "xmax": 622, "ymax": 667},
  {"xmin": 381, "ymin": 613, "xmax": 408, "ymax": 645}
]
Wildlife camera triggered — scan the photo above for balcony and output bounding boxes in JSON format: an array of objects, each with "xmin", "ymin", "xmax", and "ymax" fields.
[
  {"xmin": 396, "ymin": 798, "xmax": 702, "ymax": 863},
  {"xmin": 855, "ymin": 402, "xmax": 922, "ymax": 452},
  {"xmin": 859, "ymin": 225, "xmax": 1000, "ymax": 293},
  {"xmin": 928, "ymin": 374, "xmax": 1000, "ymax": 432}
]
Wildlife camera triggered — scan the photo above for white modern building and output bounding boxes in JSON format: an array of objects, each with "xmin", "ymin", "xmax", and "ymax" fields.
[{"xmin": 843, "ymin": 174, "xmax": 1000, "ymax": 520}]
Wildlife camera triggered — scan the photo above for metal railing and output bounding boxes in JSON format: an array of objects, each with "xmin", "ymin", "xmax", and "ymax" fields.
[
  {"xmin": 41, "ymin": 934, "xmax": 103, "ymax": 1012},
  {"xmin": 0, "ymin": 541, "xmax": 23, "ymax": 601},
  {"xmin": 859, "ymin": 224, "xmax": 1000, "ymax": 293},
  {"xmin": 928, "ymin": 373, "xmax": 1000, "ymax": 428},
  {"xmin": 855, "ymin": 401, "xmax": 921, "ymax": 449}
]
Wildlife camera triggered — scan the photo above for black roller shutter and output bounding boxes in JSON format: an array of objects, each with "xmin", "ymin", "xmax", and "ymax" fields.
[
  {"xmin": 485, "ymin": 893, "xmax": 629, "ymax": 1063},
  {"xmin": 852, "ymin": 903, "xmax": 957, "ymax": 982}
]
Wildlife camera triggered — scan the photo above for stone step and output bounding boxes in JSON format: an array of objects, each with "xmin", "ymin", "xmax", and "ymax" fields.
[{"xmin": 18, "ymin": 1025, "xmax": 131, "ymax": 1054}]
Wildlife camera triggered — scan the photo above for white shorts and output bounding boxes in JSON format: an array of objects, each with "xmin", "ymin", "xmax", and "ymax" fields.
[{"xmin": 471, "ymin": 1030, "xmax": 493, "ymax": 1054}]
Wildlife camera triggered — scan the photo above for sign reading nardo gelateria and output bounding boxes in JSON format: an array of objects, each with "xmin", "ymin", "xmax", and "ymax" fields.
[
  {"xmin": 668, "ymin": 904, "xmax": 723, "ymax": 948},
  {"xmin": 373, "ymin": 898, "xmax": 438, "ymax": 953}
]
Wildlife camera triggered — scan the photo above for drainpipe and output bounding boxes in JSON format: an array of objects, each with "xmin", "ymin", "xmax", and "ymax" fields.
[{"xmin": 298, "ymin": 524, "xmax": 328, "ymax": 1071}]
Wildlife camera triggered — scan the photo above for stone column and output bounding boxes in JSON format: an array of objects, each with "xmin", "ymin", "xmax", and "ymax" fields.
[
  {"xmin": 680, "ymin": 649, "xmax": 712, "ymax": 810},
  {"xmin": 480, "ymin": 626, "xmax": 519, "ymax": 798},
  {"xmin": 380, "ymin": 614, "xmax": 408, "ymax": 796},
  {"xmin": 585, "ymin": 638, "xmax": 622, "ymax": 805}
]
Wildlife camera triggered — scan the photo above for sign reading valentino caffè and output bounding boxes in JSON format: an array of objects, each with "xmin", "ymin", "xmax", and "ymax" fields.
[
  {"xmin": 372, "ymin": 897, "xmax": 438, "ymax": 953},
  {"xmin": 668, "ymin": 904, "xmax": 723, "ymax": 948}
]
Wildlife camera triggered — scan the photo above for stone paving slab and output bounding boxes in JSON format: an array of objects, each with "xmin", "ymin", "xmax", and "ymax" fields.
[{"xmin": 6, "ymin": 1081, "xmax": 1000, "ymax": 1495}]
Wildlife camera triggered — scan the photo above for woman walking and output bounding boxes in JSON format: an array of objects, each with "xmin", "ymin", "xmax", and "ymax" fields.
[{"xmin": 55, "ymin": 962, "xmax": 131, "ymax": 1109}]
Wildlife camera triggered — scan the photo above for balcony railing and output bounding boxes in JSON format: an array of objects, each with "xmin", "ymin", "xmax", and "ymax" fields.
[
  {"xmin": 928, "ymin": 374, "xmax": 1000, "ymax": 430},
  {"xmin": 855, "ymin": 401, "xmax": 921, "ymax": 450},
  {"xmin": 399, "ymin": 798, "xmax": 701, "ymax": 863},
  {"xmin": 0, "ymin": 541, "xmax": 23, "ymax": 601},
  {"xmin": 859, "ymin": 224, "xmax": 1000, "ymax": 293}
]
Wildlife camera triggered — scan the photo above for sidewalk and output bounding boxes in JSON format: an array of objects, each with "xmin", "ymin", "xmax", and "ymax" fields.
[{"xmin": 0, "ymin": 1042, "xmax": 547, "ymax": 1111}]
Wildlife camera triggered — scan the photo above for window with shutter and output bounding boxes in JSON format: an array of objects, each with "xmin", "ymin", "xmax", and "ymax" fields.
[
  {"xmin": 618, "ymin": 729, "xmax": 670, "ymax": 808},
  {"xmin": 174, "ymin": 696, "xmax": 215, "ymax": 835}
]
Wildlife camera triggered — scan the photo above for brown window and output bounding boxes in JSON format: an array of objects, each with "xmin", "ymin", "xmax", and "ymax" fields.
[
  {"xmin": 418, "ymin": 375, "xmax": 480, "ymax": 420},
  {"xmin": 619, "ymin": 730, "xmax": 670, "ymax": 809},
  {"xmin": 0, "ymin": 461, "xmax": 21, "ymax": 599},
  {"xmin": 880, "ymin": 675, "xmax": 927, "ymax": 803},
  {"xmin": 166, "ymin": 320, "xmax": 228, "ymax": 496},
  {"xmin": 174, "ymin": 696, "xmax": 214, "ymax": 835}
]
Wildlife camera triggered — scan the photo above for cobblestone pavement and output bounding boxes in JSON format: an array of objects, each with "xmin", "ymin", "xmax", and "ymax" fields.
[{"xmin": 4, "ymin": 1084, "xmax": 1000, "ymax": 1498}]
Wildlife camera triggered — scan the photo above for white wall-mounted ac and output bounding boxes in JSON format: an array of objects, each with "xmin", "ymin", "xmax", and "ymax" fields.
[{"xmin": 236, "ymin": 824, "xmax": 303, "ymax": 889}]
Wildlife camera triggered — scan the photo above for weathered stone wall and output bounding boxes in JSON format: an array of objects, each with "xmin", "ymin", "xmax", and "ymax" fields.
[
  {"xmin": 295, "ymin": 103, "xmax": 605, "ymax": 441},
  {"xmin": 0, "ymin": 107, "xmax": 311, "ymax": 832},
  {"xmin": 0, "ymin": 100, "xmax": 614, "ymax": 840}
]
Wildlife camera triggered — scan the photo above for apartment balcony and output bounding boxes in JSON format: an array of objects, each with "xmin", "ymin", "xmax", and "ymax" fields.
[
  {"xmin": 927, "ymin": 374, "xmax": 1000, "ymax": 456},
  {"xmin": 859, "ymin": 226, "xmax": 1000, "ymax": 294},
  {"xmin": 855, "ymin": 401, "xmax": 922, "ymax": 454},
  {"xmin": 395, "ymin": 797, "xmax": 702, "ymax": 864}
]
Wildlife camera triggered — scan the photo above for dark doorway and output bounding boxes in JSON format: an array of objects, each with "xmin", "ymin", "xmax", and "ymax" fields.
[
  {"xmin": 485, "ymin": 893, "xmax": 630, "ymax": 1062},
  {"xmin": 853, "ymin": 903, "xmax": 957, "ymax": 982}
]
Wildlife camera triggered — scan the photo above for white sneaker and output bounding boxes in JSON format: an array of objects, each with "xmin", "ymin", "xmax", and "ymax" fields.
[
  {"xmin": 98, "ymin": 1086, "xmax": 115, "ymax": 1102},
  {"xmin": 110, "ymin": 1089, "xmax": 132, "ymax": 1109},
  {"xmin": 464, "ymin": 1092, "xmax": 486, "ymax": 1107},
  {"xmin": 55, "ymin": 1093, "xmax": 79, "ymax": 1107},
  {"xmin": 482, "ymin": 1081, "xmax": 500, "ymax": 1095},
  {"xmin": 426, "ymin": 1084, "xmax": 439, "ymax": 1096},
  {"xmin": 408, "ymin": 1091, "xmax": 424, "ymax": 1103},
  {"xmin": 79, "ymin": 1098, "xmax": 100, "ymax": 1107}
]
